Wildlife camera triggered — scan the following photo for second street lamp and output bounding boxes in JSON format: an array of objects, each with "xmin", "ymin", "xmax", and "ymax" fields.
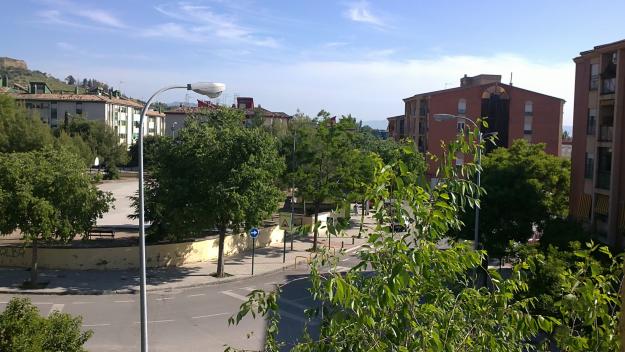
[{"xmin": 138, "ymin": 82, "xmax": 225, "ymax": 352}]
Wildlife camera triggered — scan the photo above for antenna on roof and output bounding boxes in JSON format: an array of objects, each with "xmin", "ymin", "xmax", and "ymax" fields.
[{"xmin": 509, "ymin": 72, "xmax": 513, "ymax": 86}]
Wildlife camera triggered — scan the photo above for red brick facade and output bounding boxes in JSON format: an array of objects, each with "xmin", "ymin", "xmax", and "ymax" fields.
[{"xmin": 388, "ymin": 74, "xmax": 564, "ymax": 176}]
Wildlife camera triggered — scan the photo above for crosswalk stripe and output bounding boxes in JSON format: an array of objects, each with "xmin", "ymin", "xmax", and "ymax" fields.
[
  {"xmin": 47, "ymin": 304, "xmax": 64, "ymax": 316},
  {"xmin": 191, "ymin": 312, "xmax": 230, "ymax": 319},
  {"xmin": 279, "ymin": 298, "xmax": 308, "ymax": 311},
  {"xmin": 241, "ymin": 287, "xmax": 256, "ymax": 291},
  {"xmin": 221, "ymin": 290, "xmax": 249, "ymax": 301}
]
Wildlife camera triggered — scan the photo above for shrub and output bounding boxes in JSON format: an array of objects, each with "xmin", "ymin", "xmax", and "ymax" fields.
[{"xmin": 0, "ymin": 297, "xmax": 92, "ymax": 352}]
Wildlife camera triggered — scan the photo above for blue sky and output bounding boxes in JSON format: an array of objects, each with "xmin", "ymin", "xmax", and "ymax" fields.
[{"xmin": 4, "ymin": 0, "xmax": 625, "ymax": 128}]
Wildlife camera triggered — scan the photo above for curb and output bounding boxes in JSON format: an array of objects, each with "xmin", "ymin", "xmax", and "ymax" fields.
[{"xmin": 0, "ymin": 262, "xmax": 307, "ymax": 296}]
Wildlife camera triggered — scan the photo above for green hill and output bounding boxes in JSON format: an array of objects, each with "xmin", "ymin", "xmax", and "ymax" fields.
[
  {"xmin": 1, "ymin": 68, "xmax": 84, "ymax": 93},
  {"xmin": 0, "ymin": 57, "xmax": 110, "ymax": 94}
]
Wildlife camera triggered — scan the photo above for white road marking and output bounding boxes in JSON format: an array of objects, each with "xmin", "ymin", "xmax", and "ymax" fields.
[
  {"xmin": 32, "ymin": 302, "xmax": 53, "ymax": 305},
  {"xmin": 47, "ymin": 304, "xmax": 64, "ymax": 316},
  {"xmin": 240, "ymin": 287, "xmax": 256, "ymax": 292},
  {"xmin": 0, "ymin": 301, "xmax": 7, "ymax": 304},
  {"xmin": 133, "ymin": 319, "xmax": 175, "ymax": 324},
  {"xmin": 191, "ymin": 312, "xmax": 230, "ymax": 319},
  {"xmin": 330, "ymin": 266, "xmax": 349, "ymax": 273},
  {"xmin": 114, "ymin": 300, "xmax": 134, "ymax": 303},
  {"xmin": 221, "ymin": 290, "xmax": 249, "ymax": 301},
  {"xmin": 279, "ymin": 298, "xmax": 308, "ymax": 311},
  {"xmin": 72, "ymin": 301, "xmax": 93, "ymax": 305},
  {"xmin": 187, "ymin": 293, "xmax": 205, "ymax": 298},
  {"xmin": 83, "ymin": 323, "xmax": 112, "ymax": 327},
  {"xmin": 280, "ymin": 310, "xmax": 319, "ymax": 325},
  {"xmin": 345, "ymin": 244, "xmax": 365, "ymax": 253},
  {"xmin": 341, "ymin": 258, "xmax": 351, "ymax": 262},
  {"xmin": 154, "ymin": 297, "xmax": 174, "ymax": 301}
]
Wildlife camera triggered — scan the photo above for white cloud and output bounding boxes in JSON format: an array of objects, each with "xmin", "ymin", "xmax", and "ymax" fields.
[
  {"xmin": 75, "ymin": 9, "xmax": 126, "ymax": 28},
  {"xmin": 53, "ymin": 54, "xmax": 575, "ymax": 128},
  {"xmin": 147, "ymin": 3, "xmax": 279, "ymax": 47},
  {"xmin": 345, "ymin": 1, "xmax": 385, "ymax": 27},
  {"xmin": 37, "ymin": 5, "xmax": 125, "ymax": 30}
]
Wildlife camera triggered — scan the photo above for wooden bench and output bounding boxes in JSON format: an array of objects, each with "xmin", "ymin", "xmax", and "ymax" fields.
[{"xmin": 87, "ymin": 228, "xmax": 116, "ymax": 239}]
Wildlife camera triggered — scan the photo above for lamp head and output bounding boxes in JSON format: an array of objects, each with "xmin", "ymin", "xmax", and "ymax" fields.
[
  {"xmin": 433, "ymin": 113, "xmax": 456, "ymax": 122},
  {"xmin": 187, "ymin": 82, "xmax": 225, "ymax": 98}
]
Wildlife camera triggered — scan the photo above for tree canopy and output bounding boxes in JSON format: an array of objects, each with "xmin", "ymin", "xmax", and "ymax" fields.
[
  {"xmin": 140, "ymin": 107, "xmax": 285, "ymax": 277},
  {"xmin": 455, "ymin": 139, "xmax": 571, "ymax": 257},
  {"xmin": 0, "ymin": 148, "xmax": 113, "ymax": 284},
  {"xmin": 228, "ymin": 126, "xmax": 622, "ymax": 352},
  {"xmin": 0, "ymin": 297, "xmax": 92, "ymax": 352}
]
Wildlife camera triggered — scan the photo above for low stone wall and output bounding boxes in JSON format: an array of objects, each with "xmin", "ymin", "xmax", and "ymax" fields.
[{"xmin": 0, "ymin": 226, "xmax": 284, "ymax": 270}]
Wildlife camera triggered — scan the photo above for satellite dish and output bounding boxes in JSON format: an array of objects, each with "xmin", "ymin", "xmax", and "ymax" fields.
[{"xmin": 94, "ymin": 157, "xmax": 100, "ymax": 167}]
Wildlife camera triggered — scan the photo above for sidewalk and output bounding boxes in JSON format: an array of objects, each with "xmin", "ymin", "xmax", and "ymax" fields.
[{"xmin": 0, "ymin": 217, "xmax": 375, "ymax": 295}]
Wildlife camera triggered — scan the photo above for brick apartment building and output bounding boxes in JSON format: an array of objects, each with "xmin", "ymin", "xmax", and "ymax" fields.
[
  {"xmin": 388, "ymin": 74, "xmax": 565, "ymax": 175},
  {"xmin": 164, "ymin": 96, "xmax": 290, "ymax": 136},
  {"xmin": 569, "ymin": 39, "xmax": 625, "ymax": 247},
  {"xmin": 2, "ymin": 79, "xmax": 165, "ymax": 145}
]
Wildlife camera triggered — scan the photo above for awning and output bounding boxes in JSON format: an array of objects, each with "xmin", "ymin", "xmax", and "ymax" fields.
[
  {"xmin": 572, "ymin": 194, "xmax": 592, "ymax": 220},
  {"xmin": 595, "ymin": 194, "xmax": 609, "ymax": 216}
]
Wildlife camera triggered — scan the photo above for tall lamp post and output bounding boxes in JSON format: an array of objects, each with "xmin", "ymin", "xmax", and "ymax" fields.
[
  {"xmin": 138, "ymin": 82, "xmax": 225, "ymax": 352},
  {"xmin": 432, "ymin": 114, "xmax": 482, "ymax": 251}
]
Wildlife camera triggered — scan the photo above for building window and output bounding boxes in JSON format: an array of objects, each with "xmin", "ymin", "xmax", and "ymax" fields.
[
  {"xmin": 457, "ymin": 120, "xmax": 465, "ymax": 133},
  {"xmin": 587, "ymin": 109, "xmax": 597, "ymax": 135},
  {"xmin": 51, "ymin": 102, "xmax": 57, "ymax": 121},
  {"xmin": 524, "ymin": 115, "xmax": 533, "ymax": 134},
  {"xmin": 590, "ymin": 63, "xmax": 600, "ymax": 90},
  {"xmin": 457, "ymin": 99, "xmax": 466, "ymax": 115},
  {"xmin": 76, "ymin": 102, "xmax": 83, "ymax": 115},
  {"xmin": 455, "ymin": 154, "xmax": 464, "ymax": 166},
  {"xmin": 596, "ymin": 147, "xmax": 612, "ymax": 189},
  {"xmin": 119, "ymin": 120, "xmax": 127, "ymax": 127},
  {"xmin": 584, "ymin": 152, "xmax": 594, "ymax": 179},
  {"xmin": 524, "ymin": 101, "xmax": 533, "ymax": 115},
  {"xmin": 411, "ymin": 102, "xmax": 417, "ymax": 116}
]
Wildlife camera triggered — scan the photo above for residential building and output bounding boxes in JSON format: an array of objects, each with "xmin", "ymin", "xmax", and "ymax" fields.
[
  {"xmin": 388, "ymin": 74, "xmax": 565, "ymax": 175},
  {"xmin": 5, "ymin": 80, "xmax": 165, "ymax": 145},
  {"xmin": 164, "ymin": 96, "xmax": 290, "ymax": 136},
  {"xmin": 569, "ymin": 39, "xmax": 625, "ymax": 247}
]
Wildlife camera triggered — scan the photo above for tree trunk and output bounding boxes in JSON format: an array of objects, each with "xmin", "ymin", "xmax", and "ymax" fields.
[
  {"xmin": 216, "ymin": 225, "xmax": 227, "ymax": 278},
  {"xmin": 312, "ymin": 203, "xmax": 319, "ymax": 252},
  {"xmin": 30, "ymin": 237, "xmax": 38, "ymax": 285},
  {"xmin": 358, "ymin": 200, "xmax": 366, "ymax": 238},
  {"xmin": 620, "ymin": 268, "xmax": 625, "ymax": 351}
]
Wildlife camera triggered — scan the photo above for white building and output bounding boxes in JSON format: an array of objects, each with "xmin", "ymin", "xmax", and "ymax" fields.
[{"xmin": 10, "ymin": 82, "xmax": 166, "ymax": 146}]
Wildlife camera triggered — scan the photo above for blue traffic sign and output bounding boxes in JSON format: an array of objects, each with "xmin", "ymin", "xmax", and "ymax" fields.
[{"xmin": 249, "ymin": 227, "xmax": 259, "ymax": 238}]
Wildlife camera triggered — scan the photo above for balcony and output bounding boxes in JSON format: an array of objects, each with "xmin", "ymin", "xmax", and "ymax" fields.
[
  {"xmin": 596, "ymin": 171, "xmax": 611, "ymax": 190},
  {"xmin": 598, "ymin": 125, "xmax": 613, "ymax": 142},
  {"xmin": 602, "ymin": 78, "xmax": 616, "ymax": 95}
]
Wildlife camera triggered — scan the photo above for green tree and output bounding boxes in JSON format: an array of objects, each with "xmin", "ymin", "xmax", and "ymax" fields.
[
  {"xmin": 227, "ymin": 124, "xmax": 622, "ymax": 352},
  {"xmin": 0, "ymin": 148, "xmax": 113, "ymax": 285},
  {"xmin": 290, "ymin": 113, "xmax": 356, "ymax": 251},
  {"xmin": 65, "ymin": 116, "xmax": 128, "ymax": 179},
  {"xmin": 456, "ymin": 139, "xmax": 570, "ymax": 258},
  {"xmin": 0, "ymin": 297, "xmax": 92, "ymax": 352},
  {"xmin": 0, "ymin": 94, "xmax": 55, "ymax": 152},
  {"xmin": 140, "ymin": 107, "xmax": 284, "ymax": 277}
]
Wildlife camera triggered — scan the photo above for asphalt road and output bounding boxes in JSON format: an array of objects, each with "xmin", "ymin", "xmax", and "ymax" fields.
[{"xmin": 0, "ymin": 254, "xmax": 362, "ymax": 352}]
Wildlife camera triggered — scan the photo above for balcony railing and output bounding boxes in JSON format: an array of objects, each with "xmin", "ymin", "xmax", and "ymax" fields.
[
  {"xmin": 596, "ymin": 171, "xmax": 611, "ymax": 190},
  {"xmin": 602, "ymin": 78, "xmax": 616, "ymax": 94},
  {"xmin": 598, "ymin": 126, "xmax": 613, "ymax": 142}
]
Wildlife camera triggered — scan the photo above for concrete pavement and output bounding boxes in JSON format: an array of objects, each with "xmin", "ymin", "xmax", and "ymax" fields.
[
  {"xmin": 0, "ymin": 242, "xmax": 365, "ymax": 352},
  {"xmin": 0, "ymin": 217, "xmax": 374, "ymax": 295}
]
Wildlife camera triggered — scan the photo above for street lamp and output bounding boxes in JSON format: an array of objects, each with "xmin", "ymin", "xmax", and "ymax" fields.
[
  {"xmin": 138, "ymin": 82, "xmax": 225, "ymax": 352},
  {"xmin": 432, "ymin": 114, "xmax": 481, "ymax": 251}
]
